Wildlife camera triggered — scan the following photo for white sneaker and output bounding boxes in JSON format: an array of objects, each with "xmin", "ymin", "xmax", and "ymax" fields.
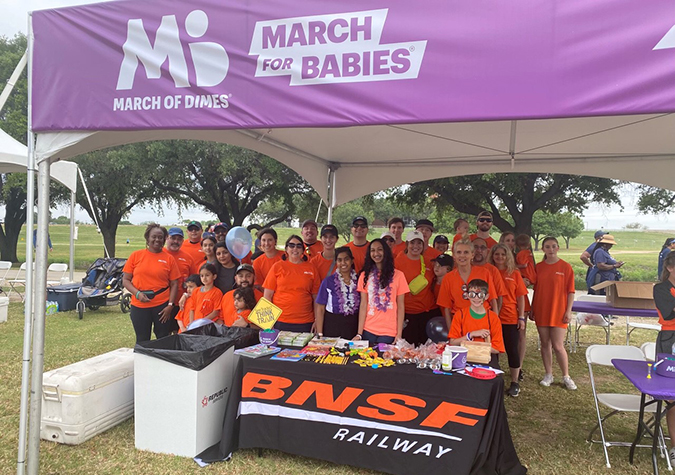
[
  {"xmin": 540, "ymin": 374, "xmax": 554, "ymax": 387},
  {"xmin": 563, "ymin": 376, "xmax": 577, "ymax": 390}
]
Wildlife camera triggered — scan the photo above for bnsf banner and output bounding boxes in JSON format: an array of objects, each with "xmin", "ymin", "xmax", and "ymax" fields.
[{"xmin": 237, "ymin": 359, "xmax": 526, "ymax": 475}]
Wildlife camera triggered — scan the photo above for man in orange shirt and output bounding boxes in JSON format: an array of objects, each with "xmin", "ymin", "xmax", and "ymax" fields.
[
  {"xmin": 472, "ymin": 237, "xmax": 506, "ymax": 313},
  {"xmin": 388, "ymin": 217, "xmax": 406, "ymax": 257},
  {"xmin": 220, "ymin": 264, "xmax": 264, "ymax": 326},
  {"xmin": 469, "ymin": 211, "xmax": 498, "ymax": 249},
  {"xmin": 301, "ymin": 219, "xmax": 324, "ymax": 259},
  {"xmin": 416, "ymin": 219, "xmax": 442, "ymax": 262},
  {"xmin": 311, "ymin": 224, "xmax": 339, "ymax": 281},
  {"xmin": 181, "ymin": 221, "xmax": 205, "ymax": 263},
  {"xmin": 165, "ymin": 227, "xmax": 194, "ymax": 323},
  {"xmin": 346, "ymin": 216, "xmax": 370, "ymax": 273}
]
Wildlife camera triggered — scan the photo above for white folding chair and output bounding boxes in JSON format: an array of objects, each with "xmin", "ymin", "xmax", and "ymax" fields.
[
  {"xmin": 569, "ymin": 294, "xmax": 613, "ymax": 352},
  {"xmin": 586, "ymin": 344, "xmax": 666, "ymax": 468},
  {"xmin": 0, "ymin": 261, "xmax": 13, "ymax": 295},
  {"xmin": 7, "ymin": 262, "xmax": 29, "ymax": 300},
  {"xmin": 641, "ymin": 342, "xmax": 657, "ymax": 362},
  {"xmin": 46, "ymin": 263, "xmax": 68, "ymax": 286}
]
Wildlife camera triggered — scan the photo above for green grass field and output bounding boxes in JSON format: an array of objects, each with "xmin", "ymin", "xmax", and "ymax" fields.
[{"xmin": 0, "ymin": 303, "xmax": 669, "ymax": 474}]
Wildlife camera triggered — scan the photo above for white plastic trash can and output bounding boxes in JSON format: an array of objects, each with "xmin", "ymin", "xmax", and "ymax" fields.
[
  {"xmin": 0, "ymin": 296, "xmax": 9, "ymax": 323},
  {"xmin": 134, "ymin": 336, "xmax": 237, "ymax": 458}
]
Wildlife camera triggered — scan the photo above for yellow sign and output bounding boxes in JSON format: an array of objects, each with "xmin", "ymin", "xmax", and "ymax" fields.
[{"xmin": 248, "ymin": 298, "xmax": 283, "ymax": 330}]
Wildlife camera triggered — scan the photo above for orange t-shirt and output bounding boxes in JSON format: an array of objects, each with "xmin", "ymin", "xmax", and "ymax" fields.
[
  {"xmin": 123, "ymin": 249, "xmax": 181, "ymax": 308},
  {"xmin": 346, "ymin": 241, "xmax": 370, "ymax": 273},
  {"xmin": 181, "ymin": 240, "xmax": 204, "ymax": 264},
  {"xmin": 469, "ymin": 234, "xmax": 498, "ymax": 249},
  {"xmin": 497, "ymin": 268, "xmax": 528, "ymax": 325},
  {"xmin": 311, "ymin": 252, "xmax": 337, "ymax": 282},
  {"xmin": 191, "ymin": 257, "xmax": 217, "ymax": 276},
  {"xmin": 304, "ymin": 241, "xmax": 324, "ymax": 260},
  {"xmin": 532, "ymin": 259, "xmax": 575, "ymax": 328},
  {"xmin": 448, "ymin": 307, "xmax": 505, "ymax": 353},
  {"xmin": 165, "ymin": 248, "xmax": 194, "ymax": 299},
  {"xmin": 253, "ymin": 251, "xmax": 284, "ymax": 286},
  {"xmin": 241, "ymin": 251, "xmax": 253, "ymax": 265},
  {"xmin": 474, "ymin": 263, "xmax": 507, "ymax": 297},
  {"xmin": 452, "ymin": 234, "xmax": 467, "ymax": 245},
  {"xmin": 394, "ymin": 253, "xmax": 436, "ymax": 314},
  {"xmin": 423, "ymin": 246, "xmax": 442, "ymax": 262},
  {"xmin": 220, "ymin": 288, "xmax": 263, "ymax": 326},
  {"xmin": 436, "ymin": 266, "xmax": 496, "ymax": 315},
  {"xmin": 175, "ymin": 295, "xmax": 195, "ymax": 331},
  {"xmin": 263, "ymin": 260, "xmax": 321, "ymax": 324},
  {"xmin": 391, "ymin": 241, "xmax": 407, "ymax": 258},
  {"xmin": 516, "ymin": 249, "xmax": 537, "ymax": 285},
  {"xmin": 357, "ymin": 269, "xmax": 409, "ymax": 337},
  {"xmin": 191, "ymin": 286, "xmax": 223, "ymax": 321}
]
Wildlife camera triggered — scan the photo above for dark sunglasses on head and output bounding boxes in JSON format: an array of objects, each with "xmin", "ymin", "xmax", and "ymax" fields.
[
  {"xmin": 287, "ymin": 242, "xmax": 304, "ymax": 249},
  {"xmin": 478, "ymin": 218, "xmax": 493, "ymax": 223}
]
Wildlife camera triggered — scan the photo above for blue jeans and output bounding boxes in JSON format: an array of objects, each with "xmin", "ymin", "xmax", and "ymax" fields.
[{"xmin": 362, "ymin": 330, "xmax": 395, "ymax": 344}]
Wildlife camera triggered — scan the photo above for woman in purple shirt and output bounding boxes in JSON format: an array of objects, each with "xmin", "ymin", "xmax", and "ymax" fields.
[{"xmin": 315, "ymin": 246, "xmax": 360, "ymax": 338}]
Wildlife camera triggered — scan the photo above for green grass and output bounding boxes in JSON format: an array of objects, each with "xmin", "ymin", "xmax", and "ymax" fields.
[{"xmin": 0, "ymin": 302, "xmax": 671, "ymax": 474}]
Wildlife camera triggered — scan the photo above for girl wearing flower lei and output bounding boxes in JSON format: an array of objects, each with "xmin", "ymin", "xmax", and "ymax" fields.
[
  {"xmin": 315, "ymin": 247, "xmax": 360, "ymax": 338},
  {"xmin": 354, "ymin": 239, "xmax": 409, "ymax": 344}
]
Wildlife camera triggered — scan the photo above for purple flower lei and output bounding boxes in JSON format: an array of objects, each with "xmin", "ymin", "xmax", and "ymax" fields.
[
  {"xmin": 368, "ymin": 268, "xmax": 392, "ymax": 312},
  {"xmin": 334, "ymin": 270, "xmax": 358, "ymax": 315}
]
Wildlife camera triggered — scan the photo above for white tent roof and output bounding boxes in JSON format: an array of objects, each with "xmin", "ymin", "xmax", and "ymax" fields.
[
  {"xmin": 1, "ymin": 128, "xmax": 77, "ymax": 192},
  {"xmin": 35, "ymin": 112, "xmax": 675, "ymax": 205}
]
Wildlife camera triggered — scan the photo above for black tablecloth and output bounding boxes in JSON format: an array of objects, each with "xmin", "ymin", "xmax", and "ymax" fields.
[{"xmin": 199, "ymin": 355, "xmax": 526, "ymax": 475}]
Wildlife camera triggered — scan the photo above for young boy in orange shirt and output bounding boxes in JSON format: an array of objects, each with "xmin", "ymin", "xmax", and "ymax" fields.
[
  {"xmin": 448, "ymin": 278, "xmax": 505, "ymax": 368},
  {"xmin": 175, "ymin": 274, "xmax": 201, "ymax": 333}
]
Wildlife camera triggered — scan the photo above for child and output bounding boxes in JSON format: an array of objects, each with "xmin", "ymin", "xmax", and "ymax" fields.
[
  {"xmin": 190, "ymin": 264, "xmax": 223, "ymax": 323},
  {"xmin": 452, "ymin": 218, "xmax": 470, "ymax": 246},
  {"xmin": 175, "ymin": 274, "xmax": 201, "ymax": 333},
  {"xmin": 448, "ymin": 279, "xmax": 505, "ymax": 368},
  {"xmin": 433, "ymin": 254, "xmax": 454, "ymax": 325},
  {"xmin": 225, "ymin": 286, "xmax": 257, "ymax": 327},
  {"xmin": 515, "ymin": 234, "xmax": 537, "ymax": 287}
]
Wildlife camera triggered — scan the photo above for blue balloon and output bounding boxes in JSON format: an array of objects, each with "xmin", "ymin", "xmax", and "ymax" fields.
[
  {"xmin": 187, "ymin": 318, "xmax": 213, "ymax": 331},
  {"xmin": 226, "ymin": 226, "xmax": 253, "ymax": 260},
  {"xmin": 426, "ymin": 316, "xmax": 448, "ymax": 343}
]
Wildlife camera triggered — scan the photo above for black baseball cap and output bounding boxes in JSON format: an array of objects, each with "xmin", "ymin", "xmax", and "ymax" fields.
[
  {"xmin": 236, "ymin": 264, "xmax": 255, "ymax": 275},
  {"xmin": 433, "ymin": 234, "xmax": 449, "ymax": 244},
  {"xmin": 321, "ymin": 224, "xmax": 338, "ymax": 237},
  {"xmin": 352, "ymin": 216, "xmax": 368, "ymax": 226},
  {"xmin": 416, "ymin": 219, "xmax": 435, "ymax": 232},
  {"xmin": 213, "ymin": 222, "xmax": 228, "ymax": 232},
  {"xmin": 433, "ymin": 254, "xmax": 454, "ymax": 268},
  {"xmin": 187, "ymin": 220, "xmax": 202, "ymax": 230}
]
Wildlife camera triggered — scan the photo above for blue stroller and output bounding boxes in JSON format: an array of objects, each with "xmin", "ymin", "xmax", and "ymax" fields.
[{"xmin": 76, "ymin": 257, "xmax": 129, "ymax": 319}]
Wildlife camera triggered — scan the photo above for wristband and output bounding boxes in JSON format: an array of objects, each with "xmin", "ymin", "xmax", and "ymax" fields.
[
  {"xmin": 518, "ymin": 317, "xmax": 526, "ymax": 321},
  {"xmin": 466, "ymin": 332, "xmax": 472, "ymax": 341},
  {"xmin": 135, "ymin": 290, "xmax": 141, "ymax": 299},
  {"xmin": 355, "ymin": 334, "xmax": 362, "ymax": 340}
]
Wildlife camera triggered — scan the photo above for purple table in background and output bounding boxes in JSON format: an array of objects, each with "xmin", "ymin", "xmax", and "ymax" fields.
[
  {"xmin": 612, "ymin": 358, "xmax": 675, "ymax": 475},
  {"xmin": 572, "ymin": 301, "xmax": 659, "ymax": 346}
]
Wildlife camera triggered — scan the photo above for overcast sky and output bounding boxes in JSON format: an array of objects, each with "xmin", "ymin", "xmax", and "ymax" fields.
[{"xmin": 3, "ymin": 1, "xmax": 674, "ymax": 230}]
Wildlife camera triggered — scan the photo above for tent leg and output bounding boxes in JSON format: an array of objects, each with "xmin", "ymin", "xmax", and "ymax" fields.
[
  {"xmin": 16, "ymin": 136, "xmax": 36, "ymax": 475},
  {"xmin": 26, "ymin": 158, "xmax": 51, "ymax": 475},
  {"xmin": 326, "ymin": 167, "xmax": 336, "ymax": 224},
  {"xmin": 69, "ymin": 190, "xmax": 75, "ymax": 282}
]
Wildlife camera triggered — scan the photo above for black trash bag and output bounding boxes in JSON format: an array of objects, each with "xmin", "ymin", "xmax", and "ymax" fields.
[
  {"xmin": 134, "ymin": 334, "xmax": 236, "ymax": 371},
  {"xmin": 184, "ymin": 323, "xmax": 259, "ymax": 349}
]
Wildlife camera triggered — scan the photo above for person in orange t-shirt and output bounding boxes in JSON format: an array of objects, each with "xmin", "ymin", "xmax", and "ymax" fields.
[
  {"xmin": 531, "ymin": 237, "xmax": 576, "ymax": 390},
  {"xmin": 220, "ymin": 286, "xmax": 256, "ymax": 327},
  {"xmin": 252, "ymin": 228, "xmax": 284, "ymax": 286},
  {"xmin": 175, "ymin": 274, "xmax": 201, "ymax": 333},
  {"xmin": 437, "ymin": 238, "xmax": 498, "ymax": 330},
  {"xmin": 448, "ymin": 279, "xmax": 505, "ymax": 368},
  {"xmin": 471, "ymin": 237, "xmax": 507, "ymax": 312},
  {"xmin": 469, "ymin": 211, "xmax": 498, "ymax": 249},
  {"xmin": 181, "ymin": 221, "xmax": 204, "ymax": 263},
  {"xmin": 190, "ymin": 264, "xmax": 223, "ymax": 322},
  {"xmin": 489, "ymin": 244, "xmax": 528, "ymax": 396},
  {"xmin": 311, "ymin": 224, "xmax": 339, "ymax": 281},
  {"xmin": 452, "ymin": 218, "xmax": 470, "ymax": 247},
  {"xmin": 123, "ymin": 224, "xmax": 180, "ymax": 343},
  {"xmin": 220, "ymin": 263, "xmax": 264, "ymax": 326},
  {"xmin": 432, "ymin": 254, "xmax": 454, "ymax": 320},
  {"xmin": 346, "ymin": 216, "xmax": 370, "ymax": 273},
  {"xmin": 301, "ymin": 219, "xmax": 324, "ymax": 259},
  {"xmin": 395, "ymin": 230, "xmax": 439, "ymax": 345},
  {"xmin": 263, "ymin": 235, "xmax": 321, "ymax": 332},
  {"xmin": 165, "ymin": 227, "xmax": 194, "ymax": 303},
  {"xmin": 387, "ymin": 217, "xmax": 406, "ymax": 257}
]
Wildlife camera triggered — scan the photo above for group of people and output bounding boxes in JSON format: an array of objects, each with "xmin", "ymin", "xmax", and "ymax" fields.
[
  {"xmin": 122, "ymin": 212, "xmax": 579, "ymax": 398},
  {"xmin": 580, "ymin": 230, "xmax": 624, "ymax": 293}
]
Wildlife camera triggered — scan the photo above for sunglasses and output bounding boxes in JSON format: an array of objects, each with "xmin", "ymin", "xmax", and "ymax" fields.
[
  {"xmin": 286, "ymin": 242, "xmax": 304, "ymax": 249},
  {"xmin": 352, "ymin": 223, "xmax": 368, "ymax": 229},
  {"xmin": 467, "ymin": 291, "xmax": 486, "ymax": 299},
  {"xmin": 477, "ymin": 218, "xmax": 493, "ymax": 223}
]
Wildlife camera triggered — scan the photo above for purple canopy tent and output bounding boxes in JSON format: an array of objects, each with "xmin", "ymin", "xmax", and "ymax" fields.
[{"xmin": 21, "ymin": 0, "xmax": 675, "ymax": 472}]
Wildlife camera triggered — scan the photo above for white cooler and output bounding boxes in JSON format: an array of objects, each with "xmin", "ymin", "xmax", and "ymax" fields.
[
  {"xmin": 41, "ymin": 348, "xmax": 134, "ymax": 445},
  {"xmin": 134, "ymin": 347, "xmax": 236, "ymax": 458},
  {"xmin": 0, "ymin": 296, "xmax": 8, "ymax": 323}
]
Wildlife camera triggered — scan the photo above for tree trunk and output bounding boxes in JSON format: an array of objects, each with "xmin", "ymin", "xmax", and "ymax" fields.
[
  {"xmin": 0, "ymin": 188, "xmax": 28, "ymax": 262},
  {"xmin": 99, "ymin": 220, "xmax": 120, "ymax": 258}
]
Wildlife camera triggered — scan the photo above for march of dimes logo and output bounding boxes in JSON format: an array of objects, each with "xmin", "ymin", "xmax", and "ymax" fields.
[
  {"xmin": 113, "ymin": 10, "xmax": 231, "ymax": 112},
  {"xmin": 249, "ymin": 9, "xmax": 427, "ymax": 86}
]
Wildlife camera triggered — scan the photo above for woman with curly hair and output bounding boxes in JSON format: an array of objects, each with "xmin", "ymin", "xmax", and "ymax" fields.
[{"xmin": 354, "ymin": 239, "xmax": 409, "ymax": 344}]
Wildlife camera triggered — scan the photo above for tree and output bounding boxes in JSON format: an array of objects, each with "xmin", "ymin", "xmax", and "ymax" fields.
[
  {"xmin": 557, "ymin": 213, "xmax": 584, "ymax": 249},
  {"xmin": 530, "ymin": 211, "xmax": 559, "ymax": 250},
  {"xmin": 148, "ymin": 141, "xmax": 311, "ymax": 227},
  {"xmin": 332, "ymin": 199, "xmax": 373, "ymax": 241},
  {"xmin": 71, "ymin": 144, "xmax": 161, "ymax": 257},
  {"xmin": 396, "ymin": 173, "xmax": 621, "ymax": 236},
  {"xmin": 636, "ymin": 185, "xmax": 675, "ymax": 214}
]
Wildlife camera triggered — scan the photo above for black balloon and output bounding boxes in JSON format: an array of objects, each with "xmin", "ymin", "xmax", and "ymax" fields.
[{"xmin": 426, "ymin": 316, "xmax": 448, "ymax": 343}]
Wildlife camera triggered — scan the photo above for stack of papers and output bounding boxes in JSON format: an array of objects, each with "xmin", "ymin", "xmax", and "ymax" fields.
[
  {"xmin": 277, "ymin": 331, "xmax": 314, "ymax": 347},
  {"xmin": 234, "ymin": 344, "xmax": 282, "ymax": 359}
]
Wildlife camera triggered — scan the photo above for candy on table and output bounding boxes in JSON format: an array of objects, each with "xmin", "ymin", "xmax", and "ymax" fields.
[
  {"xmin": 309, "ymin": 354, "xmax": 349, "ymax": 365},
  {"xmin": 352, "ymin": 355, "xmax": 395, "ymax": 368}
]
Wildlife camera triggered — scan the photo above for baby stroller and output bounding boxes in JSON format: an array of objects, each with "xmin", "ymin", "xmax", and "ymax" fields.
[{"xmin": 76, "ymin": 257, "xmax": 130, "ymax": 319}]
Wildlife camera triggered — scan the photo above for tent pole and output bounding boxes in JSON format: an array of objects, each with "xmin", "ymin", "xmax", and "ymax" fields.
[
  {"xmin": 0, "ymin": 50, "xmax": 27, "ymax": 114},
  {"xmin": 17, "ymin": 19, "xmax": 35, "ymax": 475},
  {"xmin": 326, "ymin": 167, "xmax": 336, "ymax": 224},
  {"xmin": 26, "ymin": 158, "xmax": 50, "ymax": 475},
  {"xmin": 69, "ymin": 190, "xmax": 75, "ymax": 282}
]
